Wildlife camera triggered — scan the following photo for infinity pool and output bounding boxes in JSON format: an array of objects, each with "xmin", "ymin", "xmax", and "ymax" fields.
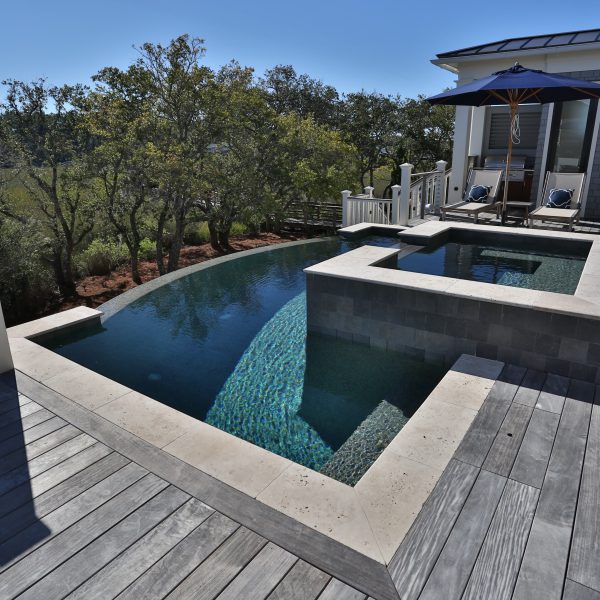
[
  {"xmin": 41, "ymin": 237, "xmax": 444, "ymax": 485},
  {"xmin": 395, "ymin": 230, "xmax": 589, "ymax": 294}
]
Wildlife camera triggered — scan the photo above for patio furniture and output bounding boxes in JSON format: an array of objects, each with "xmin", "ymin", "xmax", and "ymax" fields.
[
  {"xmin": 529, "ymin": 172, "xmax": 586, "ymax": 230},
  {"xmin": 440, "ymin": 169, "xmax": 503, "ymax": 223}
]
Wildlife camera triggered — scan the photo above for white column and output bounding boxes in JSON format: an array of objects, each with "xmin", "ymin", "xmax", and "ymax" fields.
[
  {"xmin": 391, "ymin": 184, "xmax": 401, "ymax": 224},
  {"xmin": 435, "ymin": 160, "xmax": 448, "ymax": 211},
  {"xmin": 448, "ymin": 106, "xmax": 472, "ymax": 204},
  {"xmin": 469, "ymin": 106, "xmax": 486, "ymax": 159},
  {"xmin": 341, "ymin": 190, "xmax": 352, "ymax": 227},
  {"xmin": 364, "ymin": 186, "xmax": 374, "ymax": 198},
  {"xmin": 0, "ymin": 303, "xmax": 14, "ymax": 374},
  {"xmin": 399, "ymin": 163, "xmax": 413, "ymax": 226}
]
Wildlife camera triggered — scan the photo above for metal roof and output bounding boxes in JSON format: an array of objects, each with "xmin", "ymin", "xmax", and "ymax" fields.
[{"xmin": 437, "ymin": 28, "xmax": 600, "ymax": 59}]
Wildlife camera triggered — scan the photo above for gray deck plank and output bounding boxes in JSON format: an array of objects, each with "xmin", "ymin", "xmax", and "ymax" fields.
[
  {"xmin": 536, "ymin": 373, "xmax": 569, "ymax": 413},
  {"xmin": 462, "ymin": 479, "xmax": 539, "ymax": 600},
  {"xmin": 318, "ymin": 578, "xmax": 367, "ymax": 600},
  {"xmin": 0, "ymin": 461, "xmax": 148, "ymax": 571},
  {"xmin": 564, "ymin": 579, "xmax": 600, "ymax": 600},
  {"xmin": 166, "ymin": 527, "xmax": 267, "ymax": 600},
  {"xmin": 419, "ymin": 470, "xmax": 506, "ymax": 600},
  {"xmin": 511, "ymin": 386, "xmax": 593, "ymax": 600},
  {"xmin": 567, "ymin": 390, "xmax": 600, "ymax": 593},
  {"xmin": 67, "ymin": 498, "xmax": 212, "ymax": 600},
  {"xmin": 0, "ymin": 402, "xmax": 43, "ymax": 428},
  {"xmin": 453, "ymin": 368, "xmax": 522, "ymax": 467},
  {"xmin": 216, "ymin": 541, "xmax": 298, "ymax": 600},
  {"xmin": 117, "ymin": 512, "xmax": 239, "ymax": 600},
  {"xmin": 0, "ymin": 407, "xmax": 54, "ymax": 439},
  {"xmin": 388, "ymin": 459, "xmax": 478, "ymax": 600},
  {"xmin": 482, "ymin": 402, "xmax": 533, "ymax": 476},
  {"xmin": 0, "ymin": 442, "xmax": 112, "ymax": 519},
  {"xmin": 0, "ymin": 473, "xmax": 167, "ymax": 598},
  {"xmin": 513, "ymin": 369, "xmax": 546, "ymax": 407},
  {"xmin": 0, "ymin": 452, "xmax": 129, "ymax": 544},
  {"xmin": 267, "ymin": 559, "xmax": 331, "ymax": 600},
  {"xmin": 16, "ymin": 373, "xmax": 398, "ymax": 600},
  {"xmin": 0, "ymin": 416, "xmax": 67, "ymax": 457},
  {"xmin": 510, "ymin": 408, "xmax": 561, "ymax": 488},
  {"xmin": 0, "ymin": 424, "xmax": 80, "ymax": 476},
  {"xmin": 20, "ymin": 486, "xmax": 193, "ymax": 600},
  {"xmin": 0, "ymin": 434, "xmax": 98, "ymax": 497}
]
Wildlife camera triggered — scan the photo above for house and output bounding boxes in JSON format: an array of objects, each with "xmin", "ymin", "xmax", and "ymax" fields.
[{"xmin": 433, "ymin": 28, "xmax": 600, "ymax": 218}]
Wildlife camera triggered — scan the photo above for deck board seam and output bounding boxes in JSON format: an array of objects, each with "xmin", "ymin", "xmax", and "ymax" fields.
[{"xmin": 560, "ymin": 389, "xmax": 595, "ymax": 599}]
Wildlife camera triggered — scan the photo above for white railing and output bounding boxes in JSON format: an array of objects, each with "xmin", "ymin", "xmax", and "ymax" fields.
[
  {"xmin": 343, "ymin": 187, "xmax": 393, "ymax": 226},
  {"xmin": 341, "ymin": 160, "xmax": 451, "ymax": 227}
]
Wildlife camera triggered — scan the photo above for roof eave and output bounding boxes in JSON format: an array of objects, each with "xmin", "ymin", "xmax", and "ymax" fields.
[{"xmin": 432, "ymin": 39, "xmax": 600, "ymax": 72}]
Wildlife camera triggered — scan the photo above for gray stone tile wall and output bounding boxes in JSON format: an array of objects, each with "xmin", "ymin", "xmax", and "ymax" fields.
[{"xmin": 306, "ymin": 273, "xmax": 600, "ymax": 382}]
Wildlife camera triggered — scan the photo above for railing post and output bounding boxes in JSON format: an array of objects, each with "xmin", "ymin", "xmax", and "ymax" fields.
[
  {"xmin": 391, "ymin": 185, "xmax": 401, "ymax": 225},
  {"xmin": 0, "ymin": 302, "xmax": 14, "ymax": 374},
  {"xmin": 435, "ymin": 160, "xmax": 448, "ymax": 213},
  {"xmin": 364, "ymin": 186, "xmax": 374, "ymax": 198},
  {"xmin": 399, "ymin": 163, "xmax": 413, "ymax": 226},
  {"xmin": 341, "ymin": 190, "xmax": 352, "ymax": 227}
]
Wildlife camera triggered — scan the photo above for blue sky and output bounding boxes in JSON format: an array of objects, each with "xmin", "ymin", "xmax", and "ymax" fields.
[{"xmin": 1, "ymin": 0, "xmax": 598, "ymax": 98}]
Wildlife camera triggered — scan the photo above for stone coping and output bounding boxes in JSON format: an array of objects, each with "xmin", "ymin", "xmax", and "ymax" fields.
[
  {"xmin": 7, "ymin": 306, "xmax": 503, "ymax": 565},
  {"xmin": 305, "ymin": 222, "xmax": 600, "ymax": 320},
  {"xmin": 99, "ymin": 237, "xmax": 333, "ymax": 321},
  {"xmin": 338, "ymin": 223, "xmax": 407, "ymax": 239}
]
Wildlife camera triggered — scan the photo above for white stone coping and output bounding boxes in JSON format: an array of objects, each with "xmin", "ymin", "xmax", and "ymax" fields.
[
  {"xmin": 338, "ymin": 223, "xmax": 407, "ymax": 237},
  {"xmin": 8, "ymin": 307, "xmax": 503, "ymax": 565},
  {"xmin": 306, "ymin": 222, "xmax": 600, "ymax": 320}
]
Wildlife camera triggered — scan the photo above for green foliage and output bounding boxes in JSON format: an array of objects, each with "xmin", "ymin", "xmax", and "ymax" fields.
[
  {"xmin": 0, "ymin": 219, "xmax": 57, "ymax": 325},
  {"xmin": 138, "ymin": 238, "xmax": 156, "ymax": 260},
  {"xmin": 79, "ymin": 238, "xmax": 129, "ymax": 276}
]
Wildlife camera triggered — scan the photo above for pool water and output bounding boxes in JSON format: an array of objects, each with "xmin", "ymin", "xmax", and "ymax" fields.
[
  {"xmin": 42, "ymin": 236, "xmax": 444, "ymax": 485},
  {"xmin": 396, "ymin": 235, "xmax": 588, "ymax": 294}
]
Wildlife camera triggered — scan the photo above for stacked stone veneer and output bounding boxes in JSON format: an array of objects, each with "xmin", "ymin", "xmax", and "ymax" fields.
[{"xmin": 306, "ymin": 273, "xmax": 600, "ymax": 383}]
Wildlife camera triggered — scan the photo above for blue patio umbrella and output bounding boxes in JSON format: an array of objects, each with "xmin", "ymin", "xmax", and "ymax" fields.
[{"xmin": 427, "ymin": 63, "xmax": 600, "ymax": 217}]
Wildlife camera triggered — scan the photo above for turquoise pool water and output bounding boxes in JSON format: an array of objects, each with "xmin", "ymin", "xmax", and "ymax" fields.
[
  {"xmin": 41, "ymin": 236, "xmax": 444, "ymax": 484},
  {"xmin": 396, "ymin": 232, "xmax": 588, "ymax": 294}
]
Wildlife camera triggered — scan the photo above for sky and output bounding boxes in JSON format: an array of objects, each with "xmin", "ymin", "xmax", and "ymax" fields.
[{"xmin": 1, "ymin": 0, "xmax": 598, "ymax": 99}]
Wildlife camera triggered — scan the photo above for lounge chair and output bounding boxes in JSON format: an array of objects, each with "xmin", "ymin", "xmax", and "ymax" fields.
[
  {"xmin": 440, "ymin": 169, "xmax": 503, "ymax": 224},
  {"xmin": 528, "ymin": 172, "xmax": 586, "ymax": 231}
]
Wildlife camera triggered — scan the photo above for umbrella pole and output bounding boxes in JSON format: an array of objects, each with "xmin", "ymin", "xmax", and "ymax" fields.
[{"xmin": 502, "ymin": 100, "xmax": 517, "ymax": 225}]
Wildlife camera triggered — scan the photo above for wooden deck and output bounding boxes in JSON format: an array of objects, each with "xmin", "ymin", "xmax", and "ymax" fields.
[
  {"xmin": 390, "ymin": 364, "xmax": 600, "ymax": 600},
  {"xmin": 1, "ymin": 363, "xmax": 599, "ymax": 599}
]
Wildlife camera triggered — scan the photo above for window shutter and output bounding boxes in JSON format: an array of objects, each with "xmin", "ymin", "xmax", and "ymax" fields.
[{"xmin": 488, "ymin": 111, "xmax": 541, "ymax": 150}]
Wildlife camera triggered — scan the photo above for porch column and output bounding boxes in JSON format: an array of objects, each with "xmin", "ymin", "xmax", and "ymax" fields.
[
  {"xmin": 447, "ymin": 106, "xmax": 472, "ymax": 204},
  {"xmin": 469, "ymin": 106, "xmax": 486, "ymax": 160},
  {"xmin": 0, "ymin": 303, "xmax": 14, "ymax": 374}
]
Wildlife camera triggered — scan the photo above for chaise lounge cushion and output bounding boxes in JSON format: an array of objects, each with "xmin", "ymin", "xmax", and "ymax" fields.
[
  {"xmin": 546, "ymin": 188, "xmax": 574, "ymax": 208},
  {"xmin": 531, "ymin": 206, "xmax": 579, "ymax": 220},
  {"xmin": 468, "ymin": 185, "xmax": 492, "ymax": 203}
]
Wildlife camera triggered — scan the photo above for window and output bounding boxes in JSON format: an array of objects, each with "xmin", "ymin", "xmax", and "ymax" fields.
[
  {"xmin": 546, "ymin": 99, "xmax": 598, "ymax": 173},
  {"xmin": 487, "ymin": 107, "xmax": 541, "ymax": 150}
]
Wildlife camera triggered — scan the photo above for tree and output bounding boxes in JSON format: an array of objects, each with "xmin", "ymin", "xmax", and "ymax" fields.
[
  {"xmin": 260, "ymin": 65, "xmax": 340, "ymax": 127},
  {"xmin": 388, "ymin": 95, "xmax": 454, "ymax": 189},
  {"xmin": 339, "ymin": 91, "xmax": 401, "ymax": 188},
  {"xmin": 132, "ymin": 35, "xmax": 216, "ymax": 273},
  {"xmin": 0, "ymin": 80, "xmax": 94, "ymax": 296},
  {"xmin": 82, "ymin": 69, "xmax": 157, "ymax": 284}
]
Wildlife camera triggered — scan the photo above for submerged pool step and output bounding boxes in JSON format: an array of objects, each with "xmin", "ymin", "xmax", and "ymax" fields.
[{"xmin": 319, "ymin": 400, "xmax": 409, "ymax": 486}]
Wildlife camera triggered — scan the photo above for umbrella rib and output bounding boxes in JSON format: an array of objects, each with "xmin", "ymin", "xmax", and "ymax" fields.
[
  {"xmin": 488, "ymin": 90, "xmax": 509, "ymax": 104},
  {"xmin": 573, "ymin": 87, "xmax": 600, "ymax": 100}
]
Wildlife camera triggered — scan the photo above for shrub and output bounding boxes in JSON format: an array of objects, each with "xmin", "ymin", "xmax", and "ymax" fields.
[
  {"xmin": 0, "ymin": 219, "xmax": 57, "ymax": 325},
  {"xmin": 138, "ymin": 238, "xmax": 156, "ymax": 260},
  {"xmin": 79, "ymin": 238, "xmax": 129, "ymax": 276},
  {"xmin": 183, "ymin": 222, "xmax": 210, "ymax": 245}
]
